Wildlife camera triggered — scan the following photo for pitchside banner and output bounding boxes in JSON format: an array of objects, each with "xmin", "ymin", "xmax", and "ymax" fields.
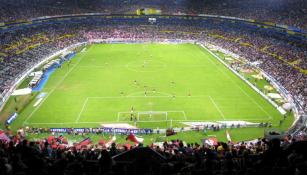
[{"xmin": 50, "ymin": 127, "xmax": 153, "ymax": 135}]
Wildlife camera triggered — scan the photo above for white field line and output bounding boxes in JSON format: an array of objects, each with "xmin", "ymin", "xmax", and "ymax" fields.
[
  {"xmin": 209, "ymin": 96, "xmax": 226, "ymax": 120},
  {"xmin": 117, "ymin": 110, "xmax": 187, "ymax": 121},
  {"xmin": 127, "ymin": 91, "xmax": 172, "ymax": 97},
  {"xmin": 167, "ymin": 110, "xmax": 186, "ymax": 112},
  {"xmin": 24, "ymin": 45, "xmax": 272, "ymax": 125},
  {"xmin": 88, "ymin": 95, "xmax": 210, "ymax": 99},
  {"xmin": 117, "ymin": 111, "xmax": 132, "ymax": 121},
  {"xmin": 27, "ymin": 118, "xmax": 271, "ymax": 125},
  {"xmin": 27, "ymin": 122, "xmax": 105, "ymax": 125},
  {"xmin": 87, "ymin": 95, "xmax": 271, "ymax": 122},
  {"xmin": 117, "ymin": 112, "xmax": 121, "ymax": 121},
  {"xmin": 23, "ymin": 48, "xmax": 89, "ymax": 125},
  {"xmin": 90, "ymin": 96, "xmax": 172, "ymax": 99},
  {"xmin": 166, "ymin": 111, "xmax": 187, "ymax": 120},
  {"xmin": 182, "ymin": 111, "xmax": 188, "ymax": 120},
  {"xmin": 237, "ymin": 85, "xmax": 272, "ymax": 120},
  {"xmin": 78, "ymin": 65, "xmax": 210, "ymax": 68},
  {"xmin": 201, "ymin": 46, "xmax": 272, "ymax": 120},
  {"xmin": 75, "ymin": 97, "xmax": 89, "ymax": 123}
]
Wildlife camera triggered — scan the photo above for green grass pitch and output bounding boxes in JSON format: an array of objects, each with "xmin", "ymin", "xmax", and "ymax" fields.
[{"xmin": 14, "ymin": 43, "xmax": 285, "ymax": 129}]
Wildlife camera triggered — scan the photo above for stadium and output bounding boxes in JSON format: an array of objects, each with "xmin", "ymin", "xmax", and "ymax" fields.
[{"xmin": 0, "ymin": 0, "xmax": 306, "ymax": 174}]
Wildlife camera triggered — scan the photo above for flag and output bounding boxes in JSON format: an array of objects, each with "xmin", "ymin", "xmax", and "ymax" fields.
[
  {"xmin": 105, "ymin": 135, "xmax": 116, "ymax": 147},
  {"xmin": 78, "ymin": 137, "xmax": 92, "ymax": 146},
  {"xmin": 226, "ymin": 130, "xmax": 232, "ymax": 142},
  {"xmin": 203, "ymin": 137, "xmax": 218, "ymax": 146},
  {"xmin": 0, "ymin": 130, "xmax": 10, "ymax": 142},
  {"xmin": 126, "ymin": 134, "xmax": 144, "ymax": 143},
  {"xmin": 74, "ymin": 137, "xmax": 92, "ymax": 149}
]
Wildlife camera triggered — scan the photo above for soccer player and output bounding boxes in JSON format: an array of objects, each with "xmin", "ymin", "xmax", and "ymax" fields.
[
  {"xmin": 144, "ymin": 91, "xmax": 147, "ymax": 96},
  {"xmin": 130, "ymin": 107, "xmax": 134, "ymax": 121}
]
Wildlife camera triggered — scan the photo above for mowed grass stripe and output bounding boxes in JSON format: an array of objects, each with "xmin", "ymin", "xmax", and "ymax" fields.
[{"xmin": 16, "ymin": 43, "xmax": 283, "ymax": 128}]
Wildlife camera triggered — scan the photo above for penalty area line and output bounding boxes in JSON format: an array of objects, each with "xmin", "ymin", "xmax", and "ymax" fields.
[
  {"xmin": 209, "ymin": 96, "xmax": 226, "ymax": 120},
  {"xmin": 23, "ymin": 50, "xmax": 89, "ymax": 126},
  {"xmin": 75, "ymin": 98, "xmax": 89, "ymax": 123}
]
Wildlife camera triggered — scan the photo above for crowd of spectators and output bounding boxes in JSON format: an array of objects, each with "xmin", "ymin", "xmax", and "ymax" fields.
[
  {"xmin": 199, "ymin": 26, "xmax": 307, "ymax": 113},
  {"xmin": 1, "ymin": 18, "xmax": 305, "ymax": 112},
  {"xmin": 0, "ymin": 19, "xmax": 306, "ymax": 175},
  {"xmin": 0, "ymin": 0, "xmax": 306, "ymax": 30},
  {"xmin": 0, "ymin": 3, "xmax": 306, "ymax": 174},
  {"xmin": 0, "ymin": 129, "xmax": 306, "ymax": 175},
  {"xmin": 0, "ymin": 24, "xmax": 87, "ymax": 96},
  {"xmin": 189, "ymin": 0, "xmax": 307, "ymax": 30}
]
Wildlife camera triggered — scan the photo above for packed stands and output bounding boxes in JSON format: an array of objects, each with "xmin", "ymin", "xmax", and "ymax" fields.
[
  {"xmin": 0, "ymin": 23, "xmax": 85, "ymax": 95},
  {"xmin": 0, "ymin": 1, "xmax": 306, "ymax": 175},
  {"xmin": 0, "ymin": 0, "xmax": 306, "ymax": 30},
  {"xmin": 1, "ymin": 16, "xmax": 306, "ymax": 113},
  {"xmin": 0, "ymin": 128, "xmax": 306, "ymax": 175}
]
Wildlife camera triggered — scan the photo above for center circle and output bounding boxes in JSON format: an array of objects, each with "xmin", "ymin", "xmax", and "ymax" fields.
[{"xmin": 126, "ymin": 59, "xmax": 166, "ymax": 72}]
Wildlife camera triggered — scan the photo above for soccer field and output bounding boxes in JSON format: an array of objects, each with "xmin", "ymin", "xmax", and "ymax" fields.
[{"xmin": 15, "ymin": 43, "xmax": 284, "ymax": 129}]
